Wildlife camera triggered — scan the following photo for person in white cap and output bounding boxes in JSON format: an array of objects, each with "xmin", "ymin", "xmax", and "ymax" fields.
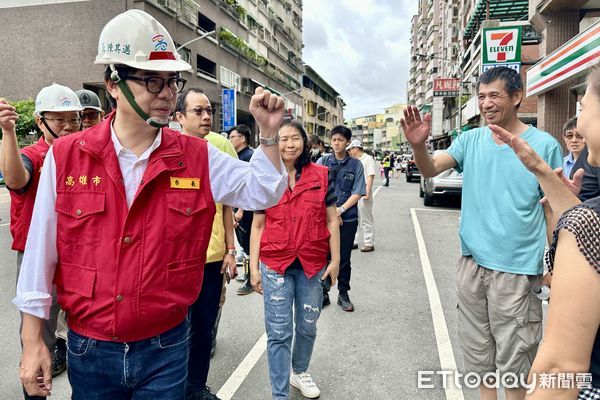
[
  {"xmin": 347, "ymin": 139, "xmax": 376, "ymax": 252},
  {"xmin": 75, "ymin": 89, "xmax": 105, "ymax": 129},
  {"xmin": 0, "ymin": 83, "xmax": 83, "ymax": 399},
  {"xmin": 14, "ymin": 9, "xmax": 287, "ymax": 399}
]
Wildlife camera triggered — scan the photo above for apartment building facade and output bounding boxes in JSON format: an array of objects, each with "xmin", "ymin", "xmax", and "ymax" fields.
[
  {"xmin": 380, "ymin": 103, "xmax": 407, "ymax": 151},
  {"xmin": 0, "ymin": 0, "xmax": 303, "ymax": 144},
  {"xmin": 301, "ymin": 65, "xmax": 344, "ymax": 144},
  {"xmin": 349, "ymin": 114, "xmax": 385, "ymax": 150}
]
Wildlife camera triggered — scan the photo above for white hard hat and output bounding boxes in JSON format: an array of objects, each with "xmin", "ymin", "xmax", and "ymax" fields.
[
  {"xmin": 94, "ymin": 9, "xmax": 191, "ymax": 72},
  {"xmin": 34, "ymin": 83, "xmax": 83, "ymax": 116}
]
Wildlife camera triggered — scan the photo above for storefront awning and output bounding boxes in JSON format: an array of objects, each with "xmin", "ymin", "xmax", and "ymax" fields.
[
  {"xmin": 527, "ymin": 18, "xmax": 600, "ymax": 97},
  {"xmin": 463, "ymin": 0, "xmax": 529, "ymax": 42}
]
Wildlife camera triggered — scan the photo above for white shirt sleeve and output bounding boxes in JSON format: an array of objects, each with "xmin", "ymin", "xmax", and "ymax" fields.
[
  {"xmin": 12, "ymin": 148, "xmax": 58, "ymax": 320},
  {"xmin": 207, "ymin": 143, "xmax": 287, "ymax": 211},
  {"xmin": 366, "ymin": 157, "xmax": 377, "ymax": 177}
]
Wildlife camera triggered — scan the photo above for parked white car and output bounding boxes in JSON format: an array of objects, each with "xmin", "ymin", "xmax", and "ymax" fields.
[{"xmin": 419, "ymin": 151, "xmax": 462, "ymax": 206}]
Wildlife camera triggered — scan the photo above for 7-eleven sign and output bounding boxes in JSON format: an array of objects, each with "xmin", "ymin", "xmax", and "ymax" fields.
[{"xmin": 483, "ymin": 27, "xmax": 522, "ymax": 64}]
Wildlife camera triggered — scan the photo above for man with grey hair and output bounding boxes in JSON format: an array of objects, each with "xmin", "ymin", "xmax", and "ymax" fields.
[{"xmin": 402, "ymin": 67, "xmax": 563, "ymax": 400}]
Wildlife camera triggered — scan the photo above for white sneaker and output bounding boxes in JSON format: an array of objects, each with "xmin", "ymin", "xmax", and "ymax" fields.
[{"xmin": 290, "ymin": 372, "xmax": 320, "ymax": 398}]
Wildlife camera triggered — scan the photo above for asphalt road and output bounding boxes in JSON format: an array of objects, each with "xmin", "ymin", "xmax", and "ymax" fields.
[{"xmin": 0, "ymin": 176, "xmax": 482, "ymax": 400}]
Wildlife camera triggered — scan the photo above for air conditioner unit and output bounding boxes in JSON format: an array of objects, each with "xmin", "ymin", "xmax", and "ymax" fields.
[
  {"xmin": 158, "ymin": 0, "xmax": 178, "ymax": 12},
  {"xmin": 185, "ymin": 9, "xmax": 196, "ymax": 25}
]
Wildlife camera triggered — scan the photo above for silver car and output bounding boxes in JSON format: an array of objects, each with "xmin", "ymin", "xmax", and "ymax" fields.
[{"xmin": 419, "ymin": 167, "xmax": 462, "ymax": 206}]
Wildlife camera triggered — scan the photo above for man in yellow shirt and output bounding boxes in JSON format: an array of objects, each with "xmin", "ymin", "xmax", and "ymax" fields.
[{"xmin": 176, "ymin": 88, "xmax": 237, "ymax": 400}]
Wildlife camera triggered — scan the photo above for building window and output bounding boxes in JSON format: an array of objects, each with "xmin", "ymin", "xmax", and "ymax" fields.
[
  {"xmin": 175, "ymin": 45, "xmax": 192, "ymax": 65},
  {"xmin": 198, "ymin": 13, "xmax": 216, "ymax": 35},
  {"xmin": 158, "ymin": 0, "xmax": 178, "ymax": 12},
  {"xmin": 220, "ymin": 66, "xmax": 241, "ymax": 91},
  {"xmin": 307, "ymin": 101, "xmax": 316, "ymax": 116},
  {"xmin": 197, "ymin": 55, "xmax": 217, "ymax": 80},
  {"xmin": 317, "ymin": 106, "xmax": 326, "ymax": 120},
  {"xmin": 305, "ymin": 122, "xmax": 314, "ymax": 134},
  {"xmin": 247, "ymin": 14, "xmax": 261, "ymax": 33}
]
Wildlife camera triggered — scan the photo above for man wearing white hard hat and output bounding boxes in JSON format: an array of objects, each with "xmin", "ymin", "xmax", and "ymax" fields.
[
  {"xmin": 347, "ymin": 139, "xmax": 376, "ymax": 252},
  {"xmin": 0, "ymin": 83, "xmax": 83, "ymax": 399},
  {"xmin": 76, "ymin": 89, "xmax": 105, "ymax": 129},
  {"xmin": 14, "ymin": 9, "xmax": 287, "ymax": 400}
]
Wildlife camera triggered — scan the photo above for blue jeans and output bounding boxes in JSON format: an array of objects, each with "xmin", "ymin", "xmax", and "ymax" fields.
[
  {"xmin": 67, "ymin": 320, "xmax": 189, "ymax": 400},
  {"xmin": 187, "ymin": 261, "xmax": 223, "ymax": 395},
  {"xmin": 261, "ymin": 261, "xmax": 325, "ymax": 400}
]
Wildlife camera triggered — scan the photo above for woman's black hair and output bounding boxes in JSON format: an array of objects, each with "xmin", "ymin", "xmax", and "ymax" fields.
[{"xmin": 280, "ymin": 119, "xmax": 312, "ymax": 170}]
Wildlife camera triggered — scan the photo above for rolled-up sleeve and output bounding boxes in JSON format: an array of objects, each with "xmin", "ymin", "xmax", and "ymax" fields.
[
  {"xmin": 207, "ymin": 144, "xmax": 287, "ymax": 211},
  {"xmin": 12, "ymin": 149, "xmax": 59, "ymax": 320}
]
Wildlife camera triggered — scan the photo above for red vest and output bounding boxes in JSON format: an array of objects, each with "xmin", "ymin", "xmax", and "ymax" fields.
[
  {"xmin": 260, "ymin": 162, "xmax": 330, "ymax": 277},
  {"xmin": 10, "ymin": 137, "xmax": 49, "ymax": 252},
  {"xmin": 51, "ymin": 114, "xmax": 215, "ymax": 342}
]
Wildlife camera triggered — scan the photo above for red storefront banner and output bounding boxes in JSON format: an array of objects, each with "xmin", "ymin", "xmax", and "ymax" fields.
[{"xmin": 433, "ymin": 78, "xmax": 459, "ymax": 97}]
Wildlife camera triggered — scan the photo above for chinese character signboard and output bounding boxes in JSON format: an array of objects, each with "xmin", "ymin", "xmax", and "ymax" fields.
[
  {"xmin": 433, "ymin": 78, "xmax": 460, "ymax": 97},
  {"xmin": 222, "ymin": 88, "xmax": 236, "ymax": 132},
  {"xmin": 482, "ymin": 27, "xmax": 522, "ymax": 73}
]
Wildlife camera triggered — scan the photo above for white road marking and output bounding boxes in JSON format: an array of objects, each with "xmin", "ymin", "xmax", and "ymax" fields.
[
  {"xmin": 410, "ymin": 208, "xmax": 465, "ymax": 400},
  {"xmin": 217, "ymin": 333, "xmax": 267, "ymax": 400},
  {"xmin": 412, "ymin": 207, "xmax": 461, "ymax": 213},
  {"xmin": 373, "ymin": 185, "xmax": 383, "ymax": 198}
]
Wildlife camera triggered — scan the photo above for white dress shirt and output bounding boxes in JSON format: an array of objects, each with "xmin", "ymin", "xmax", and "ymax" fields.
[{"xmin": 14, "ymin": 128, "xmax": 287, "ymax": 319}]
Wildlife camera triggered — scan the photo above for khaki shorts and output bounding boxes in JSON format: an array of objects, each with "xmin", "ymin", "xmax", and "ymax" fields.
[{"xmin": 456, "ymin": 256, "xmax": 543, "ymax": 379}]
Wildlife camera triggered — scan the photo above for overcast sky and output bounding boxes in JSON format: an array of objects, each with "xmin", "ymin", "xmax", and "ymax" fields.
[{"xmin": 302, "ymin": 0, "xmax": 418, "ymax": 120}]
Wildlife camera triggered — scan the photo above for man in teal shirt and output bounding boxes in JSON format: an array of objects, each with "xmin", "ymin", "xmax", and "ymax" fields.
[{"xmin": 402, "ymin": 67, "xmax": 562, "ymax": 400}]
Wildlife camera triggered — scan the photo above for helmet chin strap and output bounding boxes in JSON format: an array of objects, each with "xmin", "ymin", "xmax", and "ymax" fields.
[
  {"xmin": 110, "ymin": 65, "xmax": 172, "ymax": 128},
  {"xmin": 40, "ymin": 117, "xmax": 60, "ymax": 139}
]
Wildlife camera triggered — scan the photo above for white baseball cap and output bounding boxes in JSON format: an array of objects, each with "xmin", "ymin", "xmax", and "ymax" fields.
[{"xmin": 346, "ymin": 139, "xmax": 363, "ymax": 151}]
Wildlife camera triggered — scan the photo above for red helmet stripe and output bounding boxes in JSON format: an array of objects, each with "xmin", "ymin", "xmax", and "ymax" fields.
[{"xmin": 148, "ymin": 51, "xmax": 176, "ymax": 61}]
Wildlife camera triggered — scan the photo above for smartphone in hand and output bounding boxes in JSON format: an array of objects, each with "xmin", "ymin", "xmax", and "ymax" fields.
[{"xmin": 321, "ymin": 275, "xmax": 332, "ymax": 291}]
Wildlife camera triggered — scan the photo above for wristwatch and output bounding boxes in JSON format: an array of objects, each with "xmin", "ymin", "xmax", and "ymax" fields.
[
  {"xmin": 226, "ymin": 249, "xmax": 236, "ymax": 256},
  {"xmin": 259, "ymin": 135, "xmax": 279, "ymax": 146},
  {"xmin": 337, "ymin": 206, "xmax": 346, "ymax": 214}
]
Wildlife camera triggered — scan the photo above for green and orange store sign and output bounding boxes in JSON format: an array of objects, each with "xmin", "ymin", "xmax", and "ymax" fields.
[{"xmin": 527, "ymin": 19, "xmax": 600, "ymax": 97}]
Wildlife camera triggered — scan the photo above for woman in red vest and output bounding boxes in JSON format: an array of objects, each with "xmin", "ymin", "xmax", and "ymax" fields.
[{"xmin": 250, "ymin": 120, "xmax": 340, "ymax": 400}]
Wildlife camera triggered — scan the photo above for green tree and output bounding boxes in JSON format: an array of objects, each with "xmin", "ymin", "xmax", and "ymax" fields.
[{"xmin": 13, "ymin": 99, "xmax": 39, "ymax": 142}]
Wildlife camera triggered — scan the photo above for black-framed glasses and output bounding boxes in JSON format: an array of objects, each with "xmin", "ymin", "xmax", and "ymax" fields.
[
  {"xmin": 82, "ymin": 111, "xmax": 101, "ymax": 120},
  {"xmin": 563, "ymin": 132, "xmax": 584, "ymax": 140},
  {"xmin": 42, "ymin": 117, "xmax": 81, "ymax": 127},
  {"xmin": 184, "ymin": 107, "xmax": 215, "ymax": 116},
  {"xmin": 126, "ymin": 76, "xmax": 187, "ymax": 94}
]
